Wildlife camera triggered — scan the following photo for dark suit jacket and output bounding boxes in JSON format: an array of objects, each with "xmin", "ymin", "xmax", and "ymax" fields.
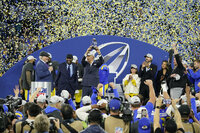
[
  {"xmin": 81, "ymin": 55, "xmax": 104, "ymax": 87},
  {"xmin": 139, "ymin": 63, "xmax": 157, "ymax": 82},
  {"xmin": 55, "ymin": 62, "xmax": 78, "ymax": 95},
  {"xmin": 35, "ymin": 60, "xmax": 52, "ymax": 82}
]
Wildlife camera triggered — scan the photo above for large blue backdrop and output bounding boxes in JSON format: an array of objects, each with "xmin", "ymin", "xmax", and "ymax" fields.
[{"xmin": 0, "ymin": 35, "xmax": 168, "ymax": 98}]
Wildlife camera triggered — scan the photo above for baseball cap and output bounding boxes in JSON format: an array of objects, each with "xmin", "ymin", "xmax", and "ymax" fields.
[
  {"xmin": 82, "ymin": 96, "xmax": 91, "ymax": 105},
  {"xmin": 50, "ymin": 96, "xmax": 64, "ymax": 104},
  {"xmin": 131, "ymin": 64, "xmax": 137, "ymax": 69},
  {"xmin": 40, "ymin": 51, "xmax": 50, "ymax": 57},
  {"xmin": 129, "ymin": 96, "xmax": 141, "ymax": 105},
  {"xmin": 109, "ymin": 98, "xmax": 121, "ymax": 110},
  {"xmin": 97, "ymin": 99, "xmax": 108, "ymax": 106},
  {"xmin": 178, "ymin": 105, "xmax": 190, "ymax": 117},
  {"xmin": 37, "ymin": 95, "xmax": 46, "ymax": 103},
  {"xmin": 15, "ymin": 111, "xmax": 24, "ymax": 119},
  {"xmin": 66, "ymin": 54, "xmax": 73, "ymax": 59},
  {"xmin": 72, "ymin": 55, "xmax": 78, "ymax": 63},
  {"xmin": 60, "ymin": 90, "xmax": 69, "ymax": 99},
  {"xmin": 136, "ymin": 107, "xmax": 148, "ymax": 119},
  {"xmin": 138, "ymin": 117, "xmax": 151, "ymax": 133},
  {"xmin": 27, "ymin": 55, "xmax": 36, "ymax": 61},
  {"xmin": 87, "ymin": 50, "xmax": 96, "ymax": 56},
  {"xmin": 144, "ymin": 53, "xmax": 153, "ymax": 59}
]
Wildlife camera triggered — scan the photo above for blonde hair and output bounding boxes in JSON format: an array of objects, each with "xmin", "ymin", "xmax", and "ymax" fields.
[{"xmin": 34, "ymin": 114, "xmax": 50, "ymax": 132}]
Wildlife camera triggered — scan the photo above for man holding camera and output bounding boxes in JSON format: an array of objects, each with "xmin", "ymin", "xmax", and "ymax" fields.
[
  {"xmin": 81, "ymin": 45, "xmax": 104, "ymax": 97},
  {"xmin": 104, "ymin": 98, "xmax": 130, "ymax": 133}
]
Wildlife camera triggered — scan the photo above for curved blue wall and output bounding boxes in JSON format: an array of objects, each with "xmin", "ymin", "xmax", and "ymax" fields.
[{"xmin": 0, "ymin": 35, "xmax": 168, "ymax": 98}]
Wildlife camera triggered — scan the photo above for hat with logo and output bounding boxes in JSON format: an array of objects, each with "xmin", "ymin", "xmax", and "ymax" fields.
[
  {"xmin": 82, "ymin": 96, "xmax": 91, "ymax": 105},
  {"xmin": 27, "ymin": 55, "xmax": 36, "ymax": 61},
  {"xmin": 50, "ymin": 96, "xmax": 64, "ymax": 104},
  {"xmin": 40, "ymin": 51, "xmax": 50, "ymax": 57},
  {"xmin": 109, "ymin": 98, "xmax": 121, "ymax": 110},
  {"xmin": 144, "ymin": 53, "xmax": 153, "ymax": 59},
  {"xmin": 37, "ymin": 95, "xmax": 46, "ymax": 103},
  {"xmin": 138, "ymin": 117, "xmax": 151, "ymax": 133},
  {"xmin": 129, "ymin": 96, "xmax": 141, "ymax": 105},
  {"xmin": 60, "ymin": 90, "xmax": 69, "ymax": 99},
  {"xmin": 131, "ymin": 64, "xmax": 137, "ymax": 69}
]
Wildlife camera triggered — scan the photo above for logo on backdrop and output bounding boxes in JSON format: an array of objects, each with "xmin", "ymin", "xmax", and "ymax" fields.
[{"xmin": 98, "ymin": 42, "xmax": 130, "ymax": 81}]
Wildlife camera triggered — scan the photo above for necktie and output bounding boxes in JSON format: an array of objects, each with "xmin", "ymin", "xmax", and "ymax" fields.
[{"xmin": 68, "ymin": 65, "xmax": 71, "ymax": 77}]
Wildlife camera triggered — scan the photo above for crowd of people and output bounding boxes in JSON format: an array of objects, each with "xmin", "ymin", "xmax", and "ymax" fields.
[
  {"xmin": 0, "ymin": 41, "xmax": 200, "ymax": 133},
  {"xmin": 0, "ymin": 0, "xmax": 200, "ymax": 76}
]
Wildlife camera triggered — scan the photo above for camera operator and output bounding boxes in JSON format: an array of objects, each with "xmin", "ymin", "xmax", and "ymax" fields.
[
  {"xmin": 60, "ymin": 104, "xmax": 83, "ymax": 133},
  {"xmin": 80, "ymin": 109, "xmax": 106, "ymax": 133},
  {"xmin": 81, "ymin": 45, "xmax": 104, "ymax": 97},
  {"xmin": 34, "ymin": 114, "xmax": 64, "ymax": 133},
  {"xmin": 15, "ymin": 103, "xmax": 41, "ymax": 133},
  {"xmin": 104, "ymin": 98, "xmax": 130, "ymax": 133}
]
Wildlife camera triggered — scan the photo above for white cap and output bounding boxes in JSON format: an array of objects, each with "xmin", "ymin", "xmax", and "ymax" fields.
[
  {"xmin": 180, "ymin": 95, "xmax": 187, "ymax": 105},
  {"xmin": 60, "ymin": 90, "xmax": 69, "ymax": 99},
  {"xmin": 87, "ymin": 50, "xmax": 96, "ymax": 56},
  {"xmin": 131, "ymin": 64, "xmax": 137, "ymax": 69},
  {"xmin": 144, "ymin": 53, "xmax": 153, "ymax": 59},
  {"xmin": 22, "ymin": 100, "xmax": 27, "ymax": 106},
  {"xmin": 50, "ymin": 95, "xmax": 64, "ymax": 104},
  {"xmin": 196, "ymin": 100, "xmax": 200, "ymax": 107},
  {"xmin": 136, "ymin": 107, "xmax": 148, "ymax": 119},
  {"xmin": 72, "ymin": 56, "xmax": 78, "ymax": 63},
  {"xmin": 48, "ymin": 52, "xmax": 52, "ymax": 58},
  {"xmin": 82, "ymin": 96, "xmax": 91, "ymax": 105},
  {"xmin": 37, "ymin": 95, "xmax": 46, "ymax": 103},
  {"xmin": 97, "ymin": 99, "xmax": 108, "ymax": 106},
  {"xmin": 27, "ymin": 55, "xmax": 36, "ymax": 61},
  {"xmin": 129, "ymin": 96, "xmax": 141, "ymax": 105}
]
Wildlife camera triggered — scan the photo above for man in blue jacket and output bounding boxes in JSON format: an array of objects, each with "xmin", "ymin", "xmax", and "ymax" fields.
[
  {"xmin": 35, "ymin": 51, "xmax": 53, "ymax": 83},
  {"xmin": 187, "ymin": 59, "xmax": 200, "ymax": 93}
]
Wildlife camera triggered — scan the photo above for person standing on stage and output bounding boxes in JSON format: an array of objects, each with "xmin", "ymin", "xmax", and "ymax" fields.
[
  {"xmin": 138, "ymin": 53, "xmax": 157, "ymax": 102},
  {"xmin": 55, "ymin": 54, "xmax": 78, "ymax": 98},
  {"xmin": 35, "ymin": 51, "xmax": 53, "ymax": 83},
  {"xmin": 81, "ymin": 45, "xmax": 104, "ymax": 97}
]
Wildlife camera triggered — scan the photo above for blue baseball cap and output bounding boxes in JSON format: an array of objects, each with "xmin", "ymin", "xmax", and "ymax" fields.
[
  {"xmin": 138, "ymin": 117, "xmax": 151, "ymax": 133},
  {"xmin": 109, "ymin": 98, "xmax": 121, "ymax": 110},
  {"xmin": 15, "ymin": 111, "xmax": 24, "ymax": 119}
]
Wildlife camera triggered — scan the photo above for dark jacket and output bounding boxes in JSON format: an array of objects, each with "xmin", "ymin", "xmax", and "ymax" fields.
[
  {"xmin": 43, "ymin": 106, "xmax": 63, "ymax": 122},
  {"xmin": 55, "ymin": 62, "xmax": 78, "ymax": 96},
  {"xmin": 81, "ymin": 55, "xmax": 104, "ymax": 87},
  {"xmin": 167, "ymin": 54, "xmax": 187, "ymax": 89},
  {"xmin": 80, "ymin": 125, "xmax": 105, "ymax": 133},
  {"xmin": 156, "ymin": 69, "xmax": 171, "ymax": 91}
]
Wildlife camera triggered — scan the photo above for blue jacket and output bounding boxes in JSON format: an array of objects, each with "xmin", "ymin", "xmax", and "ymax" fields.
[
  {"xmin": 80, "ymin": 125, "xmax": 105, "ymax": 133},
  {"xmin": 188, "ymin": 69, "xmax": 200, "ymax": 93},
  {"xmin": 35, "ymin": 60, "xmax": 53, "ymax": 82}
]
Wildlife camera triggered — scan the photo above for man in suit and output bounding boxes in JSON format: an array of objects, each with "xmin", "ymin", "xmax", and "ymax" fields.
[
  {"xmin": 81, "ymin": 46, "xmax": 104, "ymax": 97},
  {"xmin": 55, "ymin": 54, "xmax": 78, "ymax": 98},
  {"xmin": 139, "ymin": 53, "xmax": 157, "ymax": 102},
  {"xmin": 35, "ymin": 51, "xmax": 53, "ymax": 83}
]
